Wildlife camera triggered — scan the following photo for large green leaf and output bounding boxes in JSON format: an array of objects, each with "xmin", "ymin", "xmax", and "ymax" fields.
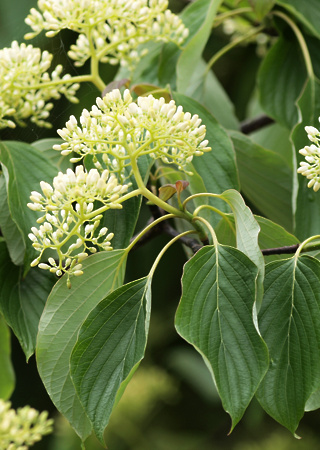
[
  {"xmin": 177, "ymin": 0, "xmax": 223, "ymax": 93},
  {"xmin": 229, "ymin": 130, "xmax": 293, "ymax": 231},
  {"xmin": 0, "ymin": 240, "xmax": 55, "ymax": 360},
  {"xmin": 0, "ymin": 141, "xmax": 58, "ymax": 268},
  {"xmin": 172, "ymin": 93, "xmax": 239, "ymax": 227},
  {"xmin": 0, "ymin": 175, "xmax": 24, "ymax": 266},
  {"xmin": 36, "ymin": 249, "xmax": 127, "ymax": 441},
  {"xmin": 292, "ymin": 77, "xmax": 320, "ymax": 239},
  {"xmin": 258, "ymin": 34, "xmax": 306, "ymax": 129},
  {"xmin": 276, "ymin": 0, "xmax": 320, "ymax": 39},
  {"xmin": 257, "ymin": 255, "xmax": 320, "ymax": 433},
  {"xmin": 0, "ymin": 313, "xmax": 15, "ymax": 400},
  {"xmin": 70, "ymin": 276, "xmax": 152, "ymax": 442},
  {"xmin": 175, "ymin": 245, "xmax": 269, "ymax": 430}
]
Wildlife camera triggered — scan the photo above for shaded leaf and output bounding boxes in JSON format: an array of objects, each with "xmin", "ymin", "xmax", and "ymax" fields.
[
  {"xmin": 175, "ymin": 245, "xmax": 268, "ymax": 430},
  {"xmin": 36, "ymin": 250, "xmax": 127, "ymax": 440},
  {"xmin": 276, "ymin": 0, "xmax": 320, "ymax": 39},
  {"xmin": 229, "ymin": 130, "xmax": 293, "ymax": 232},
  {"xmin": 0, "ymin": 175, "xmax": 24, "ymax": 266},
  {"xmin": 70, "ymin": 276, "xmax": 152, "ymax": 442},
  {"xmin": 0, "ymin": 240, "xmax": 55, "ymax": 360},
  {"xmin": 0, "ymin": 314, "xmax": 15, "ymax": 400},
  {"xmin": 292, "ymin": 76, "xmax": 320, "ymax": 239},
  {"xmin": 257, "ymin": 255, "xmax": 320, "ymax": 433},
  {"xmin": 258, "ymin": 34, "xmax": 306, "ymax": 129}
]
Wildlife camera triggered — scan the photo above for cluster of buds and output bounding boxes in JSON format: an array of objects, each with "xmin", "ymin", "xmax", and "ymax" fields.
[
  {"xmin": 0, "ymin": 41, "xmax": 79, "ymax": 129},
  {"xmin": 298, "ymin": 123, "xmax": 320, "ymax": 192},
  {"xmin": 25, "ymin": 0, "xmax": 189, "ymax": 69},
  {"xmin": 27, "ymin": 166, "xmax": 129, "ymax": 286},
  {"xmin": 53, "ymin": 89, "xmax": 211, "ymax": 179},
  {"xmin": 0, "ymin": 399, "xmax": 53, "ymax": 449}
]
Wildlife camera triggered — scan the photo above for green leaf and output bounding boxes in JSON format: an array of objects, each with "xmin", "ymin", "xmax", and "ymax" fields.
[
  {"xmin": 218, "ymin": 190, "xmax": 265, "ymax": 306},
  {"xmin": 229, "ymin": 130, "xmax": 293, "ymax": 232},
  {"xmin": 36, "ymin": 249, "xmax": 127, "ymax": 441},
  {"xmin": 276, "ymin": 0, "xmax": 320, "ymax": 39},
  {"xmin": 292, "ymin": 76, "xmax": 320, "ymax": 239},
  {"xmin": 249, "ymin": 0, "xmax": 275, "ymax": 19},
  {"xmin": 175, "ymin": 245, "xmax": 269, "ymax": 430},
  {"xmin": 0, "ymin": 314, "xmax": 15, "ymax": 400},
  {"xmin": 0, "ymin": 141, "xmax": 58, "ymax": 268},
  {"xmin": 305, "ymin": 388, "xmax": 320, "ymax": 412},
  {"xmin": 257, "ymin": 255, "xmax": 320, "ymax": 433},
  {"xmin": 0, "ymin": 175, "xmax": 24, "ymax": 266},
  {"xmin": 216, "ymin": 215, "xmax": 299, "ymax": 262},
  {"xmin": 172, "ymin": 93, "xmax": 239, "ymax": 227},
  {"xmin": 0, "ymin": 240, "xmax": 55, "ymax": 360},
  {"xmin": 177, "ymin": 0, "xmax": 223, "ymax": 93},
  {"xmin": 70, "ymin": 276, "xmax": 152, "ymax": 442},
  {"xmin": 31, "ymin": 138, "xmax": 72, "ymax": 172},
  {"xmin": 258, "ymin": 35, "xmax": 306, "ymax": 129}
]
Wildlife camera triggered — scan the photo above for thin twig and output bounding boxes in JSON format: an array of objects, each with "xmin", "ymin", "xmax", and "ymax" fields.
[
  {"xmin": 240, "ymin": 115, "xmax": 274, "ymax": 134},
  {"xmin": 261, "ymin": 244, "xmax": 299, "ymax": 255}
]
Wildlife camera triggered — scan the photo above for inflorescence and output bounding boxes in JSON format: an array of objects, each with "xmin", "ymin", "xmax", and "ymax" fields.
[
  {"xmin": 25, "ymin": 0, "xmax": 189, "ymax": 69},
  {"xmin": 53, "ymin": 89, "xmax": 211, "ymax": 179},
  {"xmin": 0, "ymin": 399, "xmax": 53, "ymax": 450},
  {"xmin": 298, "ymin": 122, "xmax": 320, "ymax": 192},
  {"xmin": 0, "ymin": 41, "xmax": 79, "ymax": 129},
  {"xmin": 27, "ymin": 166, "xmax": 129, "ymax": 286}
]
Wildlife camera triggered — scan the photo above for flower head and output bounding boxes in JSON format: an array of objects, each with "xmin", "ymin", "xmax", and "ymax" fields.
[
  {"xmin": 298, "ymin": 122, "xmax": 320, "ymax": 192},
  {"xmin": 0, "ymin": 41, "xmax": 79, "ymax": 128},
  {"xmin": 53, "ymin": 89, "xmax": 211, "ymax": 179},
  {"xmin": 27, "ymin": 166, "xmax": 129, "ymax": 285},
  {"xmin": 0, "ymin": 399, "xmax": 53, "ymax": 449},
  {"xmin": 25, "ymin": 0, "xmax": 189, "ymax": 69}
]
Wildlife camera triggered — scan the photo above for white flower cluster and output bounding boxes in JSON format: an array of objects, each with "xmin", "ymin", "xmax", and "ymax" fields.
[
  {"xmin": 0, "ymin": 399, "xmax": 53, "ymax": 449},
  {"xmin": 298, "ymin": 123, "xmax": 320, "ymax": 192},
  {"xmin": 53, "ymin": 89, "xmax": 211, "ymax": 179},
  {"xmin": 0, "ymin": 41, "xmax": 79, "ymax": 129},
  {"xmin": 27, "ymin": 166, "xmax": 129, "ymax": 284},
  {"xmin": 25, "ymin": 0, "xmax": 189, "ymax": 69}
]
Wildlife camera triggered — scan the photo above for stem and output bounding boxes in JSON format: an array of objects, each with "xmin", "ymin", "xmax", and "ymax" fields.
[
  {"xmin": 87, "ymin": 27, "xmax": 106, "ymax": 92},
  {"xmin": 126, "ymin": 214, "xmax": 175, "ymax": 253},
  {"xmin": 193, "ymin": 204, "xmax": 236, "ymax": 235},
  {"xmin": 295, "ymin": 235, "xmax": 320, "ymax": 259},
  {"xmin": 193, "ymin": 216, "xmax": 217, "ymax": 247},
  {"xmin": 240, "ymin": 115, "xmax": 274, "ymax": 134},
  {"xmin": 213, "ymin": 7, "xmax": 253, "ymax": 28},
  {"xmin": 205, "ymin": 25, "xmax": 265, "ymax": 74},
  {"xmin": 14, "ymin": 74, "xmax": 94, "ymax": 91},
  {"xmin": 149, "ymin": 230, "xmax": 196, "ymax": 278},
  {"xmin": 272, "ymin": 10, "xmax": 314, "ymax": 78}
]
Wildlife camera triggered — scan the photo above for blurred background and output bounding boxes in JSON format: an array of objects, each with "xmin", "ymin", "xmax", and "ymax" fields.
[{"xmin": 1, "ymin": 1, "xmax": 320, "ymax": 449}]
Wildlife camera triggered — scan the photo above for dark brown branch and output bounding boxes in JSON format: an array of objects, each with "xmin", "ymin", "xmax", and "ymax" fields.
[
  {"xmin": 240, "ymin": 115, "xmax": 274, "ymax": 134},
  {"xmin": 261, "ymin": 244, "xmax": 299, "ymax": 256}
]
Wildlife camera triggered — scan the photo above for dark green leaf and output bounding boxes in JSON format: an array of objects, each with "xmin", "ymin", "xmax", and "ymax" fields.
[
  {"xmin": 0, "ymin": 175, "xmax": 24, "ymax": 265},
  {"xmin": 0, "ymin": 141, "xmax": 58, "ymax": 268},
  {"xmin": 258, "ymin": 35, "xmax": 306, "ymax": 129},
  {"xmin": 257, "ymin": 255, "xmax": 320, "ymax": 433},
  {"xmin": 229, "ymin": 130, "xmax": 293, "ymax": 231},
  {"xmin": 177, "ymin": 0, "xmax": 223, "ymax": 93},
  {"xmin": 276, "ymin": 0, "xmax": 320, "ymax": 39},
  {"xmin": 70, "ymin": 276, "xmax": 151, "ymax": 442},
  {"xmin": 0, "ymin": 240, "xmax": 55, "ymax": 360},
  {"xmin": 36, "ymin": 250, "xmax": 127, "ymax": 441},
  {"xmin": 0, "ymin": 314, "xmax": 15, "ymax": 400},
  {"xmin": 175, "ymin": 245, "xmax": 268, "ymax": 430},
  {"xmin": 292, "ymin": 77, "xmax": 320, "ymax": 239}
]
